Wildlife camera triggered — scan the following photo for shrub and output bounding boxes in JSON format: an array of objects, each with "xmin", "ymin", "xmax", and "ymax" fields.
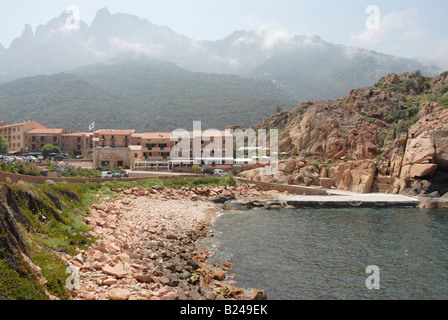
[
  {"xmin": 192, "ymin": 165, "xmax": 201, "ymax": 174},
  {"xmin": 420, "ymin": 81, "xmax": 431, "ymax": 91},
  {"xmin": 226, "ymin": 174, "xmax": 237, "ymax": 186},
  {"xmin": 440, "ymin": 86, "xmax": 448, "ymax": 95},
  {"xmin": 41, "ymin": 144, "xmax": 61, "ymax": 159}
]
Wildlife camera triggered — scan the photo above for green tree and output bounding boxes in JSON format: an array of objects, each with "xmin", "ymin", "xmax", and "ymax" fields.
[
  {"xmin": 192, "ymin": 165, "xmax": 201, "ymax": 174},
  {"xmin": 0, "ymin": 134, "xmax": 9, "ymax": 154},
  {"xmin": 41, "ymin": 144, "xmax": 61, "ymax": 159}
]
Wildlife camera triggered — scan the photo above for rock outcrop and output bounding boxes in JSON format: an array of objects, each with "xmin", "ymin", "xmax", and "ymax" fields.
[{"xmin": 242, "ymin": 71, "xmax": 448, "ymax": 197}]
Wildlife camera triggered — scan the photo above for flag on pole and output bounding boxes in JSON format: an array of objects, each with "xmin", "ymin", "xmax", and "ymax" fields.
[{"xmin": 89, "ymin": 121, "xmax": 95, "ymax": 132}]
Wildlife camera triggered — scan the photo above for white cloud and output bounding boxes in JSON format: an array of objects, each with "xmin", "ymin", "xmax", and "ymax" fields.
[
  {"xmin": 351, "ymin": 28, "xmax": 383, "ymax": 45},
  {"xmin": 425, "ymin": 40, "xmax": 448, "ymax": 70},
  {"xmin": 110, "ymin": 37, "xmax": 165, "ymax": 56},
  {"xmin": 232, "ymin": 23, "xmax": 295, "ymax": 51},
  {"xmin": 258, "ymin": 27, "xmax": 294, "ymax": 50},
  {"xmin": 351, "ymin": 7, "xmax": 421, "ymax": 46}
]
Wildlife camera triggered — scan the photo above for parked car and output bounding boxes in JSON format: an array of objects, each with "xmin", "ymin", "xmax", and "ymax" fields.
[
  {"xmin": 201, "ymin": 168, "xmax": 214, "ymax": 175},
  {"xmin": 214, "ymin": 169, "xmax": 228, "ymax": 176},
  {"xmin": 37, "ymin": 155, "xmax": 44, "ymax": 161},
  {"xmin": 120, "ymin": 171, "xmax": 129, "ymax": 178},
  {"xmin": 101, "ymin": 171, "xmax": 113, "ymax": 178},
  {"xmin": 53, "ymin": 154, "xmax": 68, "ymax": 161},
  {"xmin": 28, "ymin": 156, "xmax": 40, "ymax": 163},
  {"xmin": 111, "ymin": 172, "xmax": 123, "ymax": 178}
]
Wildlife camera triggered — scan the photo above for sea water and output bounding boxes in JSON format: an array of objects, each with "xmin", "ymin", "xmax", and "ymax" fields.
[{"xmin": 202, "ymin": 207, "xmax": 448, "ymax": 300}]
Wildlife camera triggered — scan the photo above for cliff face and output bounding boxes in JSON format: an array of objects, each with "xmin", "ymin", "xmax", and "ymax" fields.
[
  {"xmin": 0, "ymin": 183, "xmax": 87, "ymax": 300},
  {"xmin": 241, "ymin": 71, "xmax": 448, "ymax": 199}
]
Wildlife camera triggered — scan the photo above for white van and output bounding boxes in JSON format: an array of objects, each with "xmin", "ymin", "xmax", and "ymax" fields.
[
  {"xmin": 214, "ymin": 169, "xmax": 228, "ymax": 176},
  {"xmin": 101, "ymin": 171, "xmax": 113, "ymax": 178}
]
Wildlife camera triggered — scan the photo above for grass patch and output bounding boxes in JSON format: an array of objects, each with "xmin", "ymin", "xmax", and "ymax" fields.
[
  {"xmin": 0, "ymin": 175, "xmax": 238, "ymax": 299},
  {"xmin": 0, "ymin": 260, "xmax": 49, "ymax": 300}
]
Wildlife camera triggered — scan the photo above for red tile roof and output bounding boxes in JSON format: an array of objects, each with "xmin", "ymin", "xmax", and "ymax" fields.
[
  {"xmin": 96, "ymin": 129, "xmax": 135, "ymax": 135},
  {"xmin": 26, "ymin": 128, "xmax": 63, "ymax": 134},
  {"xmin": 142, "ymin": 132, "xmax": 172, "ymax": 140}
]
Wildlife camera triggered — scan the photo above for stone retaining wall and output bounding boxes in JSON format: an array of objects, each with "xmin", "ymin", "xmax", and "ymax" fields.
[
  {"xmin": 0, "ymin": 171, "xmax": 201, "ymax": 185},
  {"xmin": 235, "ymin": 177, "xmax": 328, "ymax": 195}
]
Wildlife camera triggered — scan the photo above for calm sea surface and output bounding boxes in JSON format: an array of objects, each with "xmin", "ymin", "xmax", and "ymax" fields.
[{"xmin": 201, "ymin": 208, "xmax": 448, "ymax": 300}]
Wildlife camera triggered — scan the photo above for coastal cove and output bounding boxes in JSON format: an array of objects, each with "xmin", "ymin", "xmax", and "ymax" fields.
[{"xmin": 203, "ymin": 206, "xmax": 448, "ymax": 300}]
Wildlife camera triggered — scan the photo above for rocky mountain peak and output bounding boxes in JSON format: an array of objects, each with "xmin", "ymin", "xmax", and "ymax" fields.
[{"xmin": 244, "ymin": 71, "xmax": 448, "ymax": 199}]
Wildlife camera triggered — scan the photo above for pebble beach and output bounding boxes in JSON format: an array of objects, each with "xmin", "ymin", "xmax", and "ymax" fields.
[{"xmin": 61, "ymin": 184, "xmax": 271, "ymax": 300}]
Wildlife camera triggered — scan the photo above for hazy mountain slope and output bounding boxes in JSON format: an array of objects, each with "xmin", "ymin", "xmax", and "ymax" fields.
[
  {"xmin": 0, "ymin": 8, "xmax": 441, "ymax": 103},
  {"xmin": 247, "ymin": 36, "xmax": 440, "ymax": 101},
  {"xmin": 0, "ymin": 55, "xmax": 297, "ymax": 131}
]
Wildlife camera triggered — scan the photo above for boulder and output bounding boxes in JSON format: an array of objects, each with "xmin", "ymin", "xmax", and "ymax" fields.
[
  {"xmin": 102, "ymin": 263, "xmax": 128, "ymax": 279},
  {"xmin": 108, "ymin": 288, "xmax": 130, "ymax": 301},
  {"xmin": 330, "ymin": 160, "xmax": 376, "ymax": 193},
  {"xmin": 319, "ymin": 178, "xmax": 335, "ymax": 189},
  {"xmin": 407, "ymin": 164, "xmax": 438, "ymax": 178},
  {"xmin": 403, "ymin": 131, "xmax": 436, "ymax": 166},
  {"xmin": 278, "ymin": 159, "xmax": 296, "ymax": 173},
  {"xmin": 433, "ymin": 131, "xmax": 448, "ymax": 168}
]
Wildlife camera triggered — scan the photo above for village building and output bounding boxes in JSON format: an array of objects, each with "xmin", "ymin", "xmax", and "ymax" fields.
[
  {"xmin": 92, "ymin": 129, "xmax": 135, "ymax": 168},
  {"xmin": 23, "ymin": 128, "xmax": 64, "ymax": 154},
  {"xmin": 1, "ymin": 120, "xmax": 240, "ymax": 170},
  {"xmin": 0, "ymin": 120, "xmax": 48, "ymax": 154},
  {"xmin": 61, "ymin": 132, "xmax": 94, "ymax": 159}
]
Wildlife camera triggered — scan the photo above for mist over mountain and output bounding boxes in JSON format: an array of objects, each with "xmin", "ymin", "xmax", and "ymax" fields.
[{"xmin": 0, "ymin": 7, "xmax": 442, "ymax": 104}]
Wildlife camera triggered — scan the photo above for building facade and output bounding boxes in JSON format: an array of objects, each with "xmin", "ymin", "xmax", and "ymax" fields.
[
  {"xmin": 1, "ymin": 119, "xmax": 238, "ymax": 170},
  {"xmin": 92, "ymin": 130, "xmax": 135, "ymax": 168},
  {"xmin": 0, "ymin": 120, "xmax": 47, "ymax": 153},
  {"xmin": 61, "ymin": 132, "xmax": 94, "ymax": 159},
  {"xmin": 23, "ymin": 128, "xmax": 64, "ymax": 154}
]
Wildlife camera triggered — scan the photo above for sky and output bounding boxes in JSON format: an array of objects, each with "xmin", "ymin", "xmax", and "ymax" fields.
[{"xmin": 0, "ymin": 0, "xmax": 447, "ymax": 67}]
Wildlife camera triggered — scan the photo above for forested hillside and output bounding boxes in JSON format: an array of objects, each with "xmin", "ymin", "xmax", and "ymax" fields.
[{"xmin": 0, "ymin": 55, "xmax": 296, "ymax": 131}]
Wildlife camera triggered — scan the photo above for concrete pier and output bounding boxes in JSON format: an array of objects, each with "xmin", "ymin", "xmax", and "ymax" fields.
[
  {"xmin": 222, "ymin": 191, "xmax": 421, "ymax": 210},
  {"xmin": 281, "ymin": 192, "xmax": 421, "ymax": 208}
]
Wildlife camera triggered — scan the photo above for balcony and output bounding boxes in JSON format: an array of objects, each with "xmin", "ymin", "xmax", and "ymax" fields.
[
  {"xmin": 143, "ymin": 147, "xmax": 171, "ymax": 152},
  {"xmin": 145, "ymin": 156, "xmax": 169, "ymax": 161}
]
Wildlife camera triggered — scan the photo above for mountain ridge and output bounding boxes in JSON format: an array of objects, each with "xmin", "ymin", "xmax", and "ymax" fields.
[
  {"xmin": 0, "ymin": 54, "xmax": 297, "ymax": 131},
  {"xmin": 0, "ymin": 8, "xmax": 441, "ymax": 102}
]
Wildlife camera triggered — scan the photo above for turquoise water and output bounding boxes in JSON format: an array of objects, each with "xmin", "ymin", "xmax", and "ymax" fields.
[{"xmin": 202, "ymin": 208, "xmax": 448, "ymax": 300}]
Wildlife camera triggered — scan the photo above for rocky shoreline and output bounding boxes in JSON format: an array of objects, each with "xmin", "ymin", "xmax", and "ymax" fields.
[{"xmin": 61, "ymin": 184, "xmax": 270, "ymax": 300}]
